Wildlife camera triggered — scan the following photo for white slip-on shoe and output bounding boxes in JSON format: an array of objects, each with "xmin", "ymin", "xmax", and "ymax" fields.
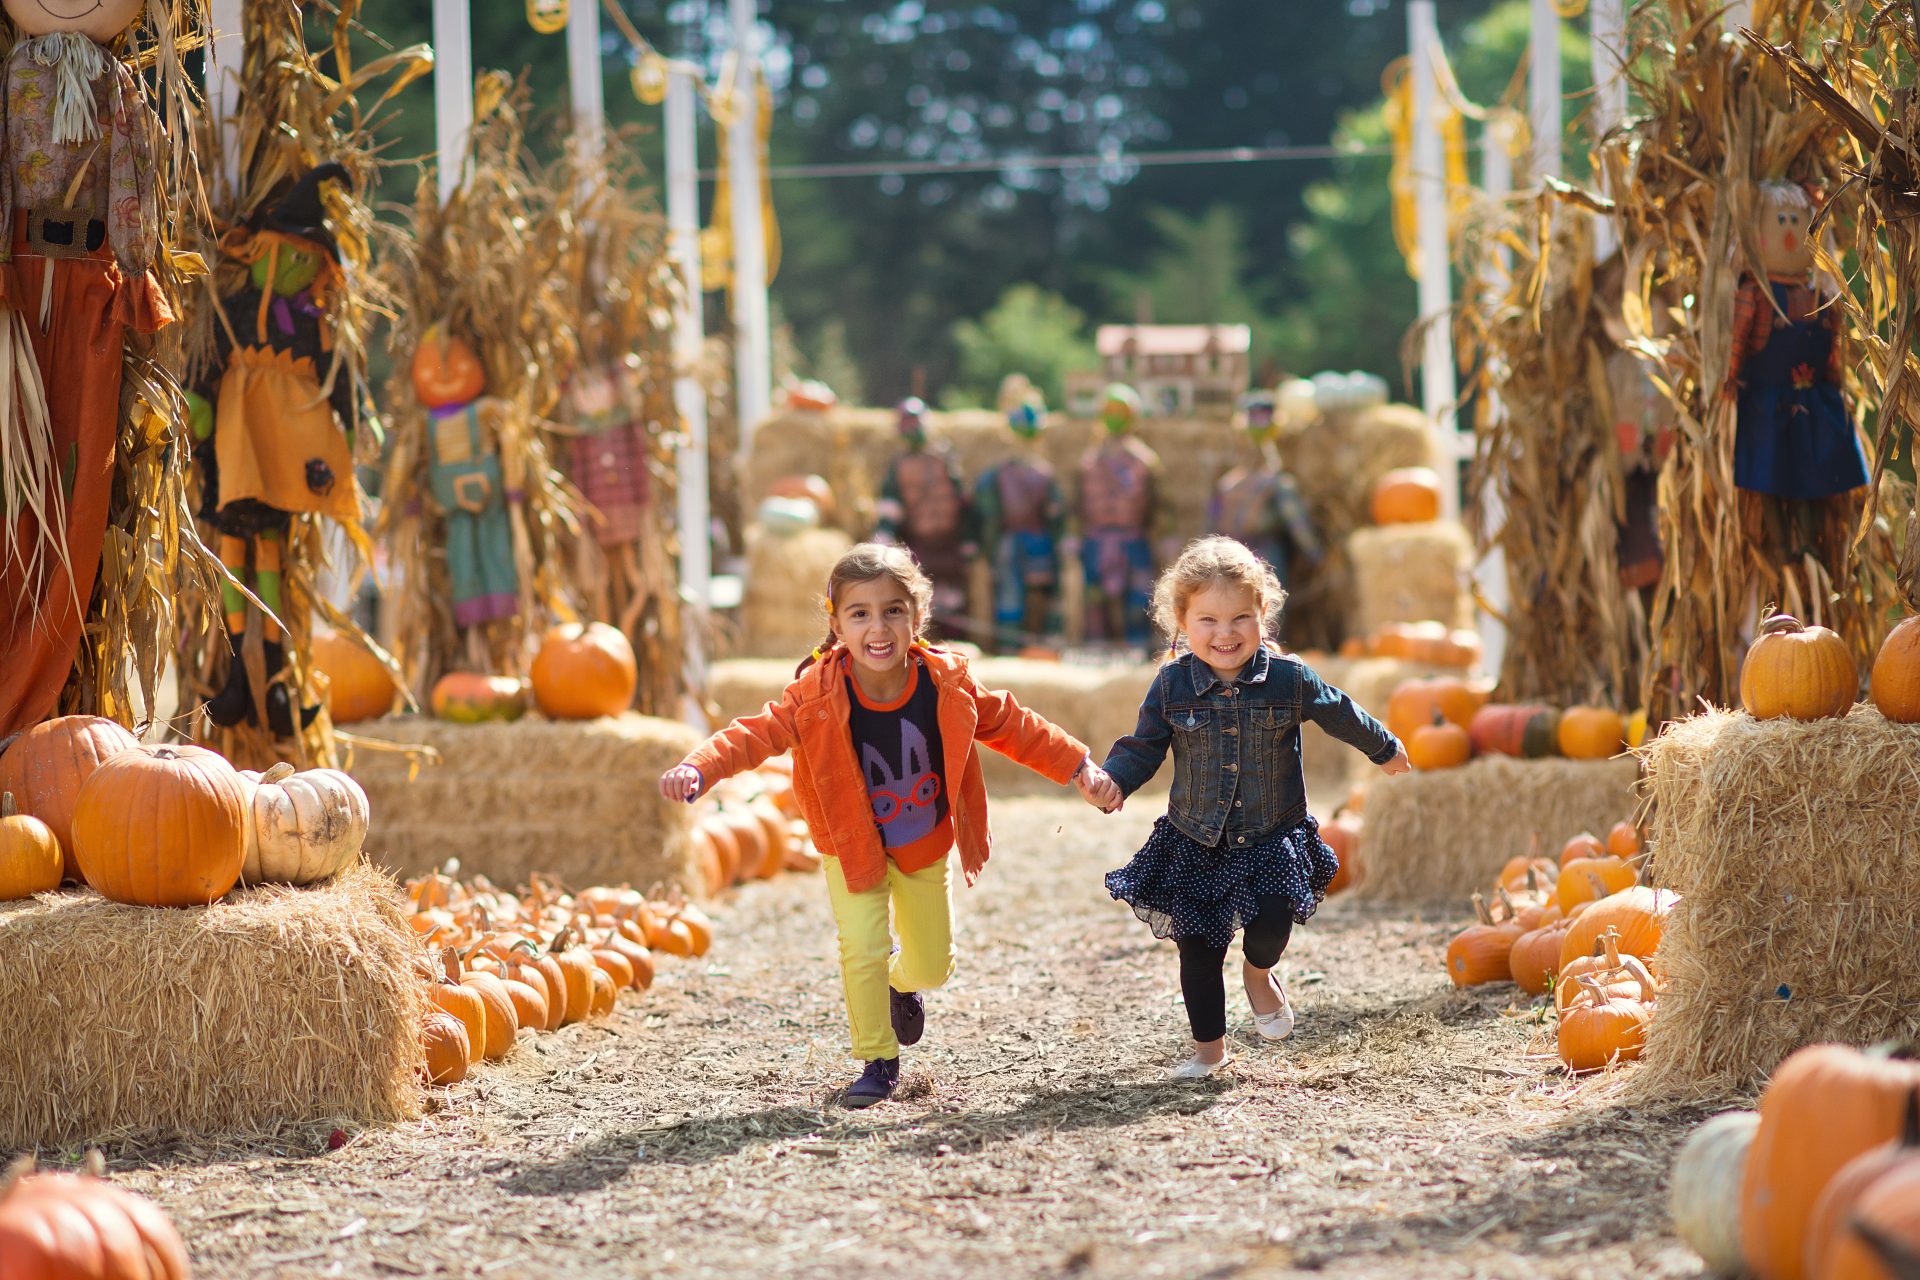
[
  {"xmin": 1169, "ymin": 1053, "xmax": 1232, "ymax": 1080},
  {"xmin": 1252, "ymin": 971, "xmax": 1295, "ymax": 1041}
]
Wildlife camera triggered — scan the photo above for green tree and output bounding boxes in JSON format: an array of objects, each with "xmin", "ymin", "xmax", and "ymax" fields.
[{"xmin": 945, "ymin": 284, "xmax": 1096, "ymax": 410}]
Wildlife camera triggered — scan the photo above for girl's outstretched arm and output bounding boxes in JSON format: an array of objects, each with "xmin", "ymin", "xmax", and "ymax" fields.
[
  {"xmin": 1101, "ymin": 669, "xmax": 1173, "ymax": 797},
  {"xmin": 970, "ymin": 677, "xmax": 1093, "ymax": 784},
  {"xmin": 1298, "ymin": 663, "xmax": 1401, "ymax": 765},
  {"xmin": 666, "ymin": 692, "xmax": 804, "ymax": 801}
]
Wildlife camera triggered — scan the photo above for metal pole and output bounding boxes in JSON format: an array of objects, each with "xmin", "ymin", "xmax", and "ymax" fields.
[
  {"xmin": 1590, "ymin": 0, "xmax": 1626, "ymax": 259},
  {"xmin": 668, "ymin": 70, "xmax": 712, "ymax": 720},
  {"xmin": 1530, "ymin": 0, "xmax": 1563, "ymax": 183},
  {"xmin": 566, "ymin": 0, "xmax": 606, "ymax": 172},
  {"xmin": 432, "ymin": 0, "xmax": 474, "ymax": 205},
  {"xmin": 1409, "ymin": 0, "xmax": 1459, "ymax": 519},
  {"xmin": 1724, "ymin": 0, "xmax": 1753, "ymax": 29},
  {"xmin": 1476, "ymin": 114, "xmax": 1512, "ymax": 674},
  {"xmin": 206, "ymin": 0, "xmax": 244, "ymax": 192},
  {"xmin": 728, "ymin": 0, "xmax": 772, "ymax": 459}
]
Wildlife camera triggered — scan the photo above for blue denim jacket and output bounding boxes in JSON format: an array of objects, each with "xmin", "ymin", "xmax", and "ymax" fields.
[{"xmin": 1102, "ymin": 647, "xmax": 1400, "ymax": 848}]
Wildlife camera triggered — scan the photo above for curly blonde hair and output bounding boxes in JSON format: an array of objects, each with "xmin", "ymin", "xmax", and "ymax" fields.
[
  {"xmin": 795, "ymin": 542, "xmax": 936, "ymax": 674},
  {"xmin": 1150, "ymin": 536, "xmax": 1286, "ymax": 650}
]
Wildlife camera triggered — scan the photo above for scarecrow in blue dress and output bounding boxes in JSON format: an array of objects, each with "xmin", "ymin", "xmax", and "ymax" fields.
[{"xmin": 975, "ymin": 377, "xmax": 1066, "ymax": 651}]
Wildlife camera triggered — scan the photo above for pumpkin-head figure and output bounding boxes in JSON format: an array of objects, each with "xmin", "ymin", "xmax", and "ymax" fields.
[
  {"xmin": 1757, "ymin": 180, "xmax": 1817, "ymax": 280},
  {"xmin": 413, "ymin": 326, "xmax": 487, "ymax": 410},
  {"xmin": 1100, "ymin": 383, "xmax": 1140, "ymax": 437},
  {"xmin": 4, "ymin": 0, "xmax": 144, "ymax": 40},
  {"xmin": 896, "ymin": 396, "xmax": 928, "ymax": 447}
]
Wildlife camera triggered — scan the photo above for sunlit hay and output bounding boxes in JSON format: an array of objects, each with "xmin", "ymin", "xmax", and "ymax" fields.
[
  {"xmin": 740, "ymin": 526, "xmax": 853, "ymax": 659},
  {"xmin": 1346, "ymin": 522, "xmax": 1473, "ymax": 638},
  {"xmin": 1356, "ymin": 755, "xmax": 1639, "ymax": 904},
  {"xmin": 1629, "ymin": 707, "xmax": 1920, "ymax": 1099},
  {"xmin": 0, "ymin": 863, "xmax": 424, "ymax": 1150},
  {"xmin": 345, "ymin": 714, "xmax": 701, "ymax": 891}
]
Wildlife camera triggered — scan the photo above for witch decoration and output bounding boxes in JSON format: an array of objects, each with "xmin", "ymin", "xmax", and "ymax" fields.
[
  {"xmin": 1077, "ymin": 384, "xmax": 1159, "ymax": 646},
  {"xmin": 874, "ymin": 396, "xmax": 975, "ymax": 640},
  {"xmin": 975, "ymin": 378, "xmax": 1065, "ymax": 651},
  {"xmin": 1211, "ymin": 391, "xmax": 1321, "ymax": 592},
  {"xmin": 190, "ymin": 164, "xmax": 364, "ymax": 736},
  {"xmin": 0, "ymin": 0, "xmax": 174, "ymax": 737}
]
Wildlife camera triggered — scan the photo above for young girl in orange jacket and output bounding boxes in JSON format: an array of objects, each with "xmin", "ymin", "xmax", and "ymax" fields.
[{"xmin": 660, "ymin": 543, "xmax": 1118, "ymax": 1106}]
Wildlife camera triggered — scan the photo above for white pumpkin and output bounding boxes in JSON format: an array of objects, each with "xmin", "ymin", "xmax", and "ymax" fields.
[
  {"xmin": 1671, "ymin": 1109, "xmax": 1761, "ymax": 1277},
  {"xmin": 237, "ymin": 762, "xmax": 370, "ymax": 885}
]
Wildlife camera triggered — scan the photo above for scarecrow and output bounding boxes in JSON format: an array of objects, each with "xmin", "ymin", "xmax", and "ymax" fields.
[
  {"xmin": 414, "ymin": 326, "xmax": 522, "ymax": 636},
  {"xmin": 1211, "ymin": 391, "xmax": 1321, "ymax": 592},
  {"xmin": 975, "ymin": 377, "xmax": 1065, "ymax": 650},
  {"xmin": 1076, "ymin": 384, "xmax": 1159, "ymax": 646},
  {"xmin": 192, "ymin": 164, "xmax": 364, "ymax": 736},
  {"xmin": 874, "ymin": 397, "xmax": 975, "ymax": 639},
  {"xmin": 563, "ymin": 357, "xmax": 652, "ymax": 629},
  {"xmin": 0, "ymin": 0, "xmax": 174, "ymax": 736}
]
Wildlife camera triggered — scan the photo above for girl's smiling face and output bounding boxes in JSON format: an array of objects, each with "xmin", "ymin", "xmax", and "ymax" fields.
[
  {"xmin": 829, "ymin": 575, "xmax": 920, "ymax": 683},
  {"xmin": 1180, "ymin": 579, "xmax": 1265, "ymax": 681}
]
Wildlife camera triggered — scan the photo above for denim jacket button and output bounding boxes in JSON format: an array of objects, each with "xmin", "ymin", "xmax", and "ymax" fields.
[
  {"xmin": 1235, "ymin": 799, "xmax": 1243, "ymax": 807},
  {"xmin": 1237, "ymin": 836, "xmax": 1246, "ymax": 844},
  {"xmin": 1227, "ymin": 762, "xmax": 1238, "ymax": 771}
]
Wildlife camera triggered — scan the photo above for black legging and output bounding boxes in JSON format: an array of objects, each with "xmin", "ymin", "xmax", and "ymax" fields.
[{"xmin": 1175, "ymin": 894, "xmax": 1296, "ymax": 1042}]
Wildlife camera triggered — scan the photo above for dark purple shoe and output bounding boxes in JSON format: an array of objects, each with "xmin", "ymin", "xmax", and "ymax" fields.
[
  {"xmin": 844, "ymin": 1057, "xmax": 900, "ymax": 1108},
  {"xmin": 889, "ymin": 986, "xmax": 925, "ymax": 1047}
]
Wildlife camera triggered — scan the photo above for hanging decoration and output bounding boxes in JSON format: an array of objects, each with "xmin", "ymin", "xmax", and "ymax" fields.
[
  {"xmin": 528, "ymin": 0, "xmax": 569, "ymax": 35},
  {"xmin": 700, "ymin": 58, "xmax": 781, "ymax": 295}
]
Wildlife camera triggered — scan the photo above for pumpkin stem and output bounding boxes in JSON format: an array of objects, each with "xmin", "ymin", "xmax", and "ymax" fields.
[
  {"xmin": 82, "ymin": 1149, "xmax": 104, "ymax": 1179},
  {"xmin": 0, "ymin": 791, "xmax": 13, "ymax": 820},
  {"xmin": 1471, "ymin": 891, "xmax": 1492, "ymax": 927},
  {"xmin": 261, "ymin": 762, "xmax": 297, "ymax": 783},
  {"xmin": 1758, "ymin": 612, "xmax": 1803, "ymax": 636},
  {"xmin": 1602, "ymin": 928, "xmax": 1622, "ymax": 970},
  {"xmin": 1852, "ymin": 1219, "xmax": 1920, "ymax": 1280},
  {"xmin": 1494, "ymin": 886, "xmax": 1518, "ymax": 924},
  {"xmin": 441, "ymin": 946, "xmax": 462, "ymax": 984}
]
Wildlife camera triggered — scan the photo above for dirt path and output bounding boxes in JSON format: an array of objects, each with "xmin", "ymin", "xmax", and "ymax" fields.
[{"xmin": 103, "ymin": 798, "xmax": 1722, "ymax": 1278}]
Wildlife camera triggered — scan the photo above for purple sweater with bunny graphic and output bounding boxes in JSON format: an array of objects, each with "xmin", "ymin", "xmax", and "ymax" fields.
[{"xmin": 846, "ymin": 658, "xmax": 953, "ymax": 865}]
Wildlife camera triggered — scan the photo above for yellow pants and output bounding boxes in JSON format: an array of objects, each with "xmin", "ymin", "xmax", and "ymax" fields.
[{"xmin": 824, "ymin": 854, "xmax": 955, "ymax": 1061}]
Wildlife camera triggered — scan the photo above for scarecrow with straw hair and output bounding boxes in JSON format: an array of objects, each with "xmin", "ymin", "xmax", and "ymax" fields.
[
  {"xmin": 0, "ymin": 0, "xmax": 176, "ymax": 736},
  {"xmin": 1211, "ymin": 391, "xmax": 1321, "ymax": 595}
]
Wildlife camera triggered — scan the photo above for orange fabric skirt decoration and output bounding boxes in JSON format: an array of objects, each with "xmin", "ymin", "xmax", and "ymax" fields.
[{"xmin": 213, "ymin": 345, "xmax": 357, "ymax": 525}]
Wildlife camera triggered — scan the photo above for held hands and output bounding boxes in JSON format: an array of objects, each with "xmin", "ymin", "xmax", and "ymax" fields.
[
  {"xmin": 1380, "ymin": 743, "xmax": 1412, "ymax": 776},
  {"xmin": 1074, "ymin": 759, "xmax": 1124, "ymax": 813},
  {"xmin": 658, "ymin": 764, "xmax": 705, "ymax": 803}
]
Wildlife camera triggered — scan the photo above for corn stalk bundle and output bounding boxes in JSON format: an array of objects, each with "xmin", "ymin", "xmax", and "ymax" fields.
[
  {"xmin": 1604, "ymin": 0, "xmax": 1904, "ymax": 723},
  {"xmin": 375, "ymin": 74, "xmax": 582, "ymax": 698},
  {"xmin": 173, "ymin": 0, "xmax": 428, "ymax": 767},
  {"xmin": 549, "ymin": 137, "xmax": 687, "ymax": 715}
]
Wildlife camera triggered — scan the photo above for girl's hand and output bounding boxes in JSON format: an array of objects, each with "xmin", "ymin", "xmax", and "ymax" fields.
[
  {"xmin": 1380, "ymin": 744, "xmax": 1412, "ymax": 776},
  {"xmin": 1075, "ymin": 761, "xmax": 1124, "ymax": 813},
  {"xmin": 659, "ymin": 764, "xmax": 705, "ymax": 803}
]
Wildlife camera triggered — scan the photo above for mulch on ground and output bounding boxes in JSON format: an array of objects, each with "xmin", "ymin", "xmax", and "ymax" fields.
[{"xmin": 58, "ymin": 798, "xmax": 1729, "ymax": 1278}]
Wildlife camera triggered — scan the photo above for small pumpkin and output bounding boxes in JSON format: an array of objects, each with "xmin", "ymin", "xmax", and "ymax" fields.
[
  {"xmin": 530, "ymin": 622, "xmax": 638, "ymax": 720},
  {"xmin": 310, "ymin": 630, "xmax": 396, "ymax": 724},
  {"xmin": 1556, "ymin": 970, "xmax": 1654, "ymax": 1072},
  {"xmin": 1322, "ymin": 813, "xmax": 1364, "ymax": 895},
  {"xmin": 1740, "ymin": 612, "xmax": 1858, "ymax": 721},
  {"xmin": 236, "ymin": 763, "xmax": 370, "ymax": 886},
  {"xmin": 1828, "ymin": 1162, "xmax": 1920, "ymax": 1280},
  {"xmin": 421, "ymin": 1009, "xmax": 472, "ymax": 1084},
  {"xmin": 1408, "ymin": 712, "xmax": 1472, "ymax": 771},
  {"xmin": 1370, "ymin": 466, "xmax": 1443, "ymax": 524},
  {"xmin": 459, "ymin": 965, "xmax": 520, "ymax": 1062},
  {"xmin": 1555, "ymin": 928, "xmax": 1658, "ymax": 1013},
  {"xmin": 0, "ymin": 793, "xmax": 61, "ymax": 902},
  {"xmin": 1559, "ymin": 830, "xmax": 1607, "ymax": 868},
  {"xmin": 1497, "ymin": 856, "xmax": 1558, "ymax": 895},
  {"xmin": 71, "ymin": 745, "xmax": 249, "ymax": 907},
  {"xmin": 1444, "ymin": 892, "xmax": 1520, "ymax": 988},
  {"xmin": 1870, "ymin": 616, "xmax": 1920, "ymax": 724},
  {"xmin": 0, "ymin": 714, "xmax": 141, "ymax": 880},
  {"xmin": 1670, "ymin": 1110, "xmax": 1762, "ymax": 1280},
  {"xmin": 1557, "ymin": 705, "xmax": 1627, "ymax": 760},
  {"xmin": 1509, "ymin": 919, "xmax": 1573, "ymax": 995},
  {"xmin": 1386, "ymin": 678, "xmax": 1481, "ymax": 741},
  {"xmin": 0, "ymin": 1154, "xmax": 191, "ymax": 1279},
  {"xmin": 1554, "ymin": 856, "xmax": 1637, "ymax": 914},
  {"xmin": 1469, "ymin": 703, "xmax": 1561, "ymax": 758},
  {"xmin": 674, "ymin": 902, "xmax": 715, "ymax": 956},
  {"xmin": 550, "ymin": 929, "xmax": 598, "ymax": 1025},
  {"xmin": 426, "ymin": 950, "xmax": 488, "ymax": 1065},
  {"xmin": 431, "ymin": 672, "xmax": 530, "ymax": 723},
  {"xmin": 1606, "ymin": 821, "xmax": 1642, "ymax": 859}
]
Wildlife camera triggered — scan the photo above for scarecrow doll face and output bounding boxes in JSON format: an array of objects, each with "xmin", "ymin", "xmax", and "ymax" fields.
[
  {"xmin": 412, "ymin": 330, "xmax": 487, "ymax": 409},
  {"xmin": 4, "ymin": 0, "xmax": 143, "ymax": 40},
  {"xmin": 249, "ymin": 237, "xmax": 325, "ymax": 297},
  {"xmin": 1757, "ymin": 181, "xmax": 1817, "ymax": 280},
  {"xmin": 896, "ymin": 397, "xmax": 928, "ymax": 447},
  {"xmin": 1100, "ymin": 384, "xmax": 1140, "ymax": 437}
]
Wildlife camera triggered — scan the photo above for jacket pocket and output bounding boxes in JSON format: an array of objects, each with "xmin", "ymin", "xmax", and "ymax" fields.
[
  {"xmin": 1247, "ymin": 707, "xmax": 1299, "ymax": 829},
  {"xmin": 1169, "ymin": 706, "xmax": 1213, "ymax": 819}
]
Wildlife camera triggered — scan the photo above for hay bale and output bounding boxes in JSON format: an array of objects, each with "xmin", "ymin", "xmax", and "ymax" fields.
[
  {"xmin": 0, "ymin": 864, "xmax": 423, "ymax": 1148},
  {"xmin": 1346, "ymin": 521, "xmax": 1474, "ymax": 637},
  {"xmin": 1357, "ymin": 755, "xmax": 1639, "ymax": 903},
  {"xmin": 741, "ymin": 525, "xmax": 850, "ymax": 658},
  {"xmin": 346, "ymin": 713, "xmax": 701, "ymax": 891},
  {"xmin": 1631, "ymin": 708, "xmax": 1920, "ymax": 1098}
]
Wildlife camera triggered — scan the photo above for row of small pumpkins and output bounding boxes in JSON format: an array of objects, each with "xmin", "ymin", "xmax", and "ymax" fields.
[
  {"xmin": 1443, "ymin": 825, "xmax": 1682, "ymax": 1073},
  {"xmin": 404, "ymin": 869, "xmax": 715, "ymax": 1086},
  {"xmin": 1670, "ymin": 1042, "xmax": 1920, "ymax": 1280},
  {"xmin": 0, "ymin": 715, "xmax": 369, "ymax": 908},
  {"xmin": 0, "ymin": 1152, "xmax": 191, "ymax": 1278},
  {"xmin": 1745, "ymin": 611, "xmax": 1920, "ymax": 725},
  {"xmin": 1328, "ymin": 620, "xmax": 1484, "ymax": 670},
  {"xmin": 314, "ymin": 621, "xmax": 640, "ymax": 726},
  {"xmin": 1385, "ymin": 678, "xmax": 1640, "ymax": 770},
  {"xmin": 689, "ymin": 758, "xmax": 821, "ymax": 896}
]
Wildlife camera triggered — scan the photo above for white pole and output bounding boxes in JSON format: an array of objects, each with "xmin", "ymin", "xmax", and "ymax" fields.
[
  {"xmin": 566, "ymin": 0, "xmax": 606, "ymax": 173},
  {"xmin": 668, "ymin": 70, "xmax": 712, "ymax": 720},
  {"xmin": 206, "ymin": 0, "xmax": 244, "ymax": 192},
  {"xmin": 1529, "ymin": 0, "xmax": 1563, "ymax": 183},
  {"xmin": 1724, "ymin": 0, "xmax": 1753, "ymax": 29},
  {"xmin": 432, "ymin": 0, "xmax": 474, "ymax": 205},
  {"xmin": 1590, "ymin": 0, "xmax": 1626, "ymax": 259},
  {"xmin": 1409, "ymin": 0, "xmax": 1458, "ymax": 519},
  {"xmin": 1476, "ymin": 114, "xmax": 1512, "ymax": 675},
  {"xmin": 728, "ymin": 0, "xmax": 772, "ymax": 460}
]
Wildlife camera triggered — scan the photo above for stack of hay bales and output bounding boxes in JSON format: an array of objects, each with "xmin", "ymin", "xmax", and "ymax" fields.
[
  {"xmin": 347, "ymin": 713, "xmax": 701, "ymax": 891},
  {"xmin": 1355, "ymin": 755, "xmax": 1639, "ymax": 903},
  {"xmin": 1632, "ymin": 708, "xmax": 1920, "ymax": 1097},
  {"xmin": 740, "ymin": 524, "xmax": 850, "ymax": 658},
  {"xmin": 1346, "ymin": 522, "xmax": 1474, "ymax": 637},
  {"xmin": 0, "ymin": 865, "xmax": 424, "ymax": 1148}
]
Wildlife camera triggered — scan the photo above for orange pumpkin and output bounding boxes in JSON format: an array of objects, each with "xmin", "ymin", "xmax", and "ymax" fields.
[
  {"xmin": 1554, "ymin": 856, "xmax": 1637, "ymax": 913},
  {"xmin": 715, "ymin": 810, "xmax": 767, "ymax": 885},
  {"xmin": 0, "ymin": 1158, "xmax": 192, "ymax": 1280},
  {"xmin": 1468, "ymin": 703, "xmax": 1561, "ymax": 758},
  {"xmin": 1496, "ymin": 856, "xmax": 1558, "ymax": 895},
  {"xmin": 1508, "ymin": 919, "xmax": 1572, "ymax": 995},
  {"xmin": 0, "ymin": 793, "xmax": 61, "ymax": 902},
  {"xmin": 310, "ymin": 630, "xmax": 396, "ymax": 724},
  {"xmin": 1555, "ymin": 928, "xmax": 1658, "ymax": 1012},
  {"xmin": 1829, "ymin": 1162, "xmax": 1920, "ymax": 1279},
  {"xmin": 530, "ymin": 622, "xmax": 638, "ymax": 720},
  {"xmin": 1556, "ymin": 971, "xmax": 1654, "ymax": 1072},
  {"xmin": 71, "ymin": 745, "xmax": 249, "ymax": 907},
  {"xmin": 420, "ymin": 1010, "xmax": 471, "ymax": 1084},
  {"xmin": 1559, "ymin": 831, "xmax": 1607, "ymax": 868},
  {"xmin": 1606, "ymin": 821, "xmax": 1642, "ymax": 859},
  {"xmin": 747, "ymin": 799, "xmax": 790, "ymax": 878},
  {"xmin": 1557, "ymin": 705, "xmax": 1627, "ymax": 760},
  {"xmin": 412, "ymin": 326, "xmax": 487, "ymax": 407},
  {"xmin": 1322, "ymin": 814, "xmax": 1363, "ymax": 895},
  {"xmin": 0, "ymin": 715, "xmax": 141, "ymax": 880},
  {"xmin": 1386, "ymin": 677, "xmax": 1481, "ymax": 741},
  {"xmin": 427, "ymin": 952, "xmax": 488, "ymax": 1064},
  {"xmin": 1558, "ymin": 885, "xmax": 1678, "ymax": 970},
  {"xmin": 1870, "ymin": 615, "xmax": 1920, "ymax": 723},
  {"xmin": 691, "ymin": 825, "xmax": 729, "ymax": 897},
  {"xmin": 1740, "ymin": 613, "xmax": 1858, "ymax": 721},
  {"xmin": 1741, "ymin": 1043, "xmax": 1920, "ymax": 1280},
  {"xmin": 1370, "ymin": 466, "xmax": 1443, "ymax": 524},
  {"xmin": 1444, "ymin": 893, "xmax": 1521, "ymax": 987},
  {"xmin": 1408, "ymin": 712, "xmax": 1471, "ymax": 770},
  {"xmin": 431, "ymin": 672, "xmax": 530, "ymax": 723},
  {"xmin": 1803, "ymin": 1094, "xmax": 1920, "ymax": 1280},
  {"xmin": 459, "ymin": 968, "xmax": 520, "ymax": 1062}
]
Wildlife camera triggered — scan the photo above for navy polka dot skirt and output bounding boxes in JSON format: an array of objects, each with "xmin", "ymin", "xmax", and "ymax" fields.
[{"xmin": 1105, "ymin": 815, "xmax": 1340, "ymax": 949}]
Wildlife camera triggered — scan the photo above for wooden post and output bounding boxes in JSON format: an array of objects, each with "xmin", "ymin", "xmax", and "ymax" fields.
[
  {"xmin": 667, "ymin": 68, "xmax": 711, "ymax": 717},
  {"xmin": 728, "ymin": 0, "xmax": 772, "ymax": 460},
  {"xmin": 1476, "ymin": 114, "xmax": 1514, "ymax": 674},
  {"xmin": 1590, "ymin": 0, "xmax": 1626, "ymax": 259},
  {"xmin": 205, "ymin": 0, "xmax": 244, "ymax": 191},
  {"xmin": 1530, "ymin": 0, "xmax": 1563, "ymax": 183},
  {"xmin": 566, "ymin": 0, "xmax": 606, "ymax": 173},
  {"xmin": 1409, "ymin": 0, "xmax": 1459, "ymax": 519},
  {"xmin": 432, "ymin": 0, "xmax": 474, "ymax": 205}
]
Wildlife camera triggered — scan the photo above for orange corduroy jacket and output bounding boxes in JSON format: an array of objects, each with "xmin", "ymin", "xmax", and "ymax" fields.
[{"xmin": 679, "ymin": 645, "xmax": 1090, "ymax": 893}]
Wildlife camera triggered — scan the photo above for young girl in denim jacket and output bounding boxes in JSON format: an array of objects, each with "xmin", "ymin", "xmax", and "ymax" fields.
[
  {"xmin": 1100, "ymin": 537, "xmax": 1410, "ymax": 1078},
  {"xmin": 660, "ymin": 543, "xmax": 1117, "ymax": 1107}
]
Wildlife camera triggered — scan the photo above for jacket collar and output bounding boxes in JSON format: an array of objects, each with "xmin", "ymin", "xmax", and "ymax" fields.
[
  {"xmin": 1186, "ymin": 643, "xmax": 1273, "ymax": 694},
  {"xmin": 800, "ymin": 643, "xmax": 969, "ymax": 701}
]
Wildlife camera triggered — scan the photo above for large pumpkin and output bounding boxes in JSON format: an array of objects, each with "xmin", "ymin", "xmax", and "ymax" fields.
[
  {"xmin": 1804, "ymin": 1095, "xmax": 1920, "ymax": 1280},
  {"xmin": 1386, "ymin": 678, "xmax": 1481, "ymax": 741},
  {"xmin": 1740, "ymin": 1042, "xmax": 1920, "ymax": 1280},
  {"xmin": 1740, "ymin": 613, "xmax": 1858, "ymax": 721},
  {"xmin": 1870, "ymin": 615, "xmax": 1920, "ymax": 724},
  {"xmin": 1671, "ymin": 1110, "xmax": 1761, "ymax": 1279},
  {"xmin": 0, "ymin": 715, "xmax": 140, "ymax": 880},
  {"xmin": 0, "ymin": 1157, "xmax": 191, "ymax": 1279},
  {"xmin": 1370, "ymin": 466, "xmax": 1443, "ymax": 524},
  {"xmin": 1557, "ymin": 705, "xmax": 1627, "ymax": 760},
  {"xmin": 1558, "ymin": 885, "xmax": 1677, "ymax": 969},
  {"xmin": 310, "ymin": 631, "xmax": 395, "ymax": 725},
  {"xmin": 236, "ymin": 763, "xmax": 370, "ymax": 886},
  {"xmin": 1444, "ymin": 894, "xmax": 1520, "ymax": 987},
  {"xmin": 71, "ymin": 745, "xmax": 249, "ymax": 907},
  {"xmin": 0, "ymin": 794, "xmax": 61, "ymax": 902},
  {"xmin": 430, "ymin": 673, "xmax": 530, "ymax": 723},
  {"xmin": 1468, "ymin": 703, "xmax": 1561, "ymax": 758},
  {"xmin": 530, "ymin": 622, "xmax": 637, "ymax": 720}
]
